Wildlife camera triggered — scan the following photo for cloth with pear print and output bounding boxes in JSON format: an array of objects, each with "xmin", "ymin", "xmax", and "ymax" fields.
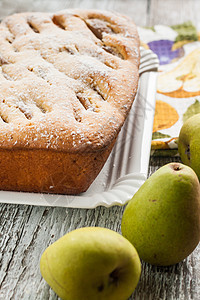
[{"xmin": 138, "ymin": 22, "xmax": 200, "ymax": 156}]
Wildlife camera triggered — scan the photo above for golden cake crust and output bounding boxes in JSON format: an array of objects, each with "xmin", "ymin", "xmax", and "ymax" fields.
[{"xmin": 0, "ymin": 9, "xmax": 140, "ymax": 194}]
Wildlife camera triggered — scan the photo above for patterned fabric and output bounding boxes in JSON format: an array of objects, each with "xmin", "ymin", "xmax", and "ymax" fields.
[{"xmin": 138, "ymin": 22, "xmax": 200, "ymax": 156}]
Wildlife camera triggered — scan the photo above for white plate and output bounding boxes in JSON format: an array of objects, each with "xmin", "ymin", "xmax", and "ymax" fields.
[{"xmin": 0, "ymin": 49, "xmax": 158, "ymax": 208}]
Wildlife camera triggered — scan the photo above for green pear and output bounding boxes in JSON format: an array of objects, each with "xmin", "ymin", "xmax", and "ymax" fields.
[
  {"xmin": 121, "ymin": 163, "xmax": 200, "ymax": 266},
  {"xmin": 178, "ymin": 113, "xmax": 200, "ymax": 181},
  {"xmin": 40, "ymin": 227, "xmax": 141, "ymax": 300}
]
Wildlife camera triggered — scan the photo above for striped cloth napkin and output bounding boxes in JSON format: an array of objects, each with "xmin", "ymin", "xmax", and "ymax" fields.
[{"xmin": 138, "ymin": 22, "xmax": 200, "ymax": 156}]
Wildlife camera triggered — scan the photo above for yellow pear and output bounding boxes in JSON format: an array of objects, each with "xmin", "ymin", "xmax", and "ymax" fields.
[
  {"xmin": 121, "ymin": 163, "xmax": 200, "ymax": 266},
  {"xmin": 40, "ymin": 227, "xmax": 141, "ymax": 300},
  {"xmin": 178, "ymin": 113, "xmax": 200, "ymax": 180}
]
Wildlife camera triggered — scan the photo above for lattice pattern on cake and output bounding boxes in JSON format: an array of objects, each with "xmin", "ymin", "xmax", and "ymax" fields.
[{"xmin": 0, "ymin": 9, "xmax": 139, "ymax": 151}]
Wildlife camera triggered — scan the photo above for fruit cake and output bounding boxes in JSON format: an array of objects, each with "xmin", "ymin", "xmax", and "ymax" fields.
[{"xmin": 0, "ymin": 9, "xmax": 140, "ymax": 194}]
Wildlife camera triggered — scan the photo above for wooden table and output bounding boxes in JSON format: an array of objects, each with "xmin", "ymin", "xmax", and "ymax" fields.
[{"xmin": 0, "ymin": 1, "xmax": 199, "ymax": 299}]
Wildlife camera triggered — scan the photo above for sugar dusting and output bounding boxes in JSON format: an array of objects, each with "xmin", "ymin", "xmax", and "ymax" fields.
[{"xmin": 0, "ymin": 10, "xmax": 139, "ymax": 151}]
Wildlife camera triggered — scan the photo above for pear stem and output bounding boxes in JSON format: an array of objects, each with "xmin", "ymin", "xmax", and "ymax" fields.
[{"xmin": 173, "ymin": 164, "xmax": 182, "ymax": 171}]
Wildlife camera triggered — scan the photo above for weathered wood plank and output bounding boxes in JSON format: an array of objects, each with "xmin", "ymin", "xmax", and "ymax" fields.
[
  {"xmin": 148, "ymin": 0, "xmax": 199, "ymax": 27},
  {"xmin": 0, "ymin": 0, "xmax": 149, "ymax": 27},
  {"xmin": 0, "ymin": 157, "xmax": 199, "ymax": 299},
  {"xmin": 112, "ymin": 0, "xmax": 149, "ymax": 27}
]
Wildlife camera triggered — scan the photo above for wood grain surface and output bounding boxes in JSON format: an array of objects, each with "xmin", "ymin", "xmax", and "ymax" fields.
[{"xmin": 0, "ymin": 1, "xmax": 200, "ymax": 299}]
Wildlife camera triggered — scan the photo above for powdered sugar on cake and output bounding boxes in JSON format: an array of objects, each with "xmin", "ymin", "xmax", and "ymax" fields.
[{"xmin": 0, "ymin": 9, "xmax": 139, "ymax": 152}]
